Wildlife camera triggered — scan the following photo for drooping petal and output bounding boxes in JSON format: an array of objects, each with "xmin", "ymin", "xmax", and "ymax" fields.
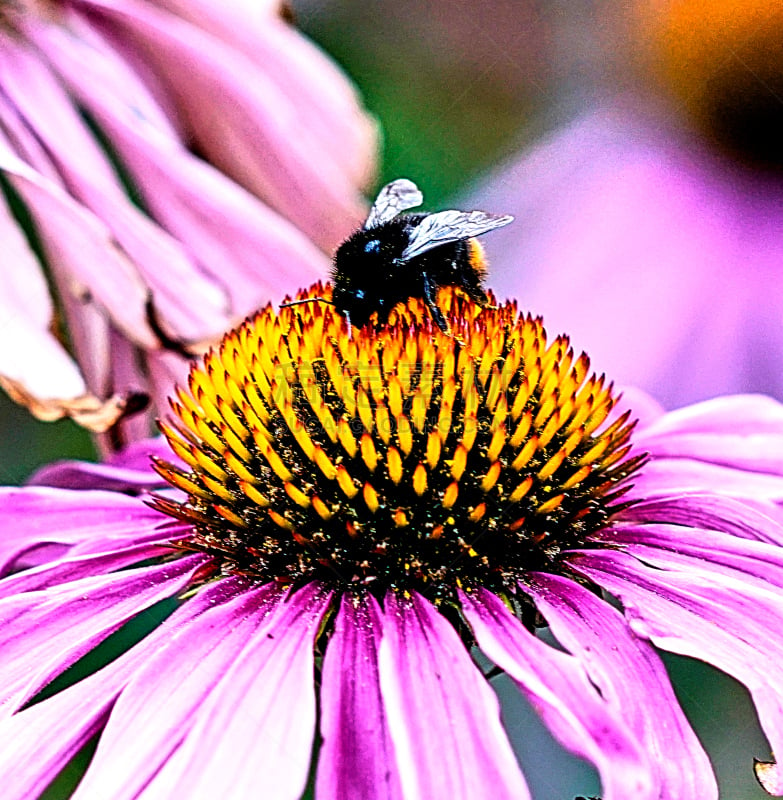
[
  {"xmin": 71, "ymin": 580, "xmax": 285, "ymax": 800},
  {"xmin": 0, "ymin": 172, "xmax": 136, "ymax": 430},
  {"xmin": 0, "ymin": 194, "xmax": 84, "ymax": 398},
  {"xmin": 0, "ymin": 143, "xmax": 159, "ymax": 429},
  {"xmin": 0, "ymin": 32, "xmax": 231, "ymax": 344},
  {"xmin": 0, "ymin": 553, "xmax": 208, "ymax": 716},
  {"xmin": 0, "ymin": 487, "xmax": 172, "ymax": 573},
  {"xmin": 33, "ymin": 16, "xmax": 329, "ymax": 314},
  {"xmin": 756, "ymin": 759, "xmax": 783, "ymax": 795},
  {"xmin": 74, "ymin": 0, "xmax": 367, "ymax": 250},
  {"xmin": 0, "ymin": 144, "xmax": 157, "ymax": 346},
  {"xmin": 135, "ymin": 582, "xmax": 330, "ymax": 800},
  {"xmin": 570, "ymin": 549, "xmax": 783, "ymax": 766},
  {"xmin": 523, "ymin": 572, "xmax": 718, "ymax": 799},
  {"xmin": 0, "ymin": 576, "xmax": 248, "ymax": 800},
  {"xmin": 317, "ymin": 592, "xmax": 403, "ymax": 800},
  {"xmin": 144, "ymin": 0, "xmax": 377, "ymax": 188},
  {"xmin": 460, "ymin": 587, "xmax": 657, "ymax": 800},
  {"xmin": 379, "ymin": 591, "xmax": 530, "ymax": 800}
]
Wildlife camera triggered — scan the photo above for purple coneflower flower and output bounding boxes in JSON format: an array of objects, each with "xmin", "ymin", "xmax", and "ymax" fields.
[
  {"xmin": 2, "ymin": 286, "xmax": 783, "ymax": 798},
  {"xmin": 468, "ymin": 0, "xmax": 783, "ymax": 410},
  {"xmin": 0, "ymin": 0, "xmax": 376, "ymax": 435}
]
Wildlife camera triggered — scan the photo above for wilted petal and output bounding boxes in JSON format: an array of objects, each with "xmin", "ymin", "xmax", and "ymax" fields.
[
  {"xmin": 0, "ymin": 184, "xmax": 139, "ymax": 429},
  {"xmin": 0, "ymin": 34, "xmax": 132, "ymax": 198},
  {"xmin": 144, "ymin": 0, "xmax": 377, "ymax": 188},
  {"xmin": 524, "ymin": 572, "xmax": 718, "ymax": 799},
  {"xmin": 1, "ymin": 30, "xmax": 231, "ymax": 343},
  {"xmin": 32, "ymin": 16, "xmax": 330, "ymax": 320},
  {"xmin": 0, "ymin": 553, "xmax": 207, "ymax": 716},
  {"xmin": 461, "ymin": 587, "xmax": 657, "ymax": 800},
  {"xmin": 0, "ymin": 143, "xmax": 155, "ymax": 348},
  {"xmin": 756, "ymin": 759, "xmax": 783, "ymax": 795},
  {"xmin": 71, "ymin": 581, "xmax": 284, "ymax": 800},
  {"xmin": 135, "ymin": 582, "xmax": 330, "ymax": 800},
  {"xmin": 0, "ymin": 254, "xmax": 84, "ymax": 401},
  {"xmin": 317, "ymin": 592, "xmax": 403, "ymax": 800},
  {"xmin": 379, "ymin": 591, "xmax": 530, "ymax": 800},
  {"xmin": 76, "ymin": 0, "xmax": 367, "ymax": 250},
  {"xmin": 571, "ymin": 549, "xmax": 783, "ymax": 766},
  {"xmin": 0, "ymin": 576, "xmax": 247, "ymax": 800}
]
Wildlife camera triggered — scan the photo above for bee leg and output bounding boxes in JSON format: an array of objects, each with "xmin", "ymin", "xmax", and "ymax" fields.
[{"xmin": 422, "ymin": 272, "xmax": 449, "ymax": 333}]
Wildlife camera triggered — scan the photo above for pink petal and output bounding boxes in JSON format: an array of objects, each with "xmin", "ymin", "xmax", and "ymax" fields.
[
  {"xmin": 571, "ymin": 549, "xmax": 783, "ymax": 764},
  {"xmin": 524, "ymin": 573, "xmax": 718, "ymax": 799},
  {"xmin": 379, "ymin": 591, "xmax": 530, "ymax": 800},
  {"xmin": 0, "ymin": 486, "xmax": 171, "ymax": 573},
  {"xmin": 1, "ymin": 31, "xmax": 231, "ymax": 343},
  {"xmin": 29, "ymin": 435, "xmax": 174, "ymax": 491},
  {"xmin": 596, "ymin": 524, "xmax": 783, "ymax": 591},
  {"xmin": 630, "ymin": 459, "xmax": 783, "ymax": 503},
  {"xmin": 0, "ymin": 193, "xmax": 87, "ymax": 401},
  {"xmin": 143, "ymin": 0, "xmax": 377, "ymax": 188},
  {"xmin": 0, "ymin": 35, "xmax": 131, "ymax": 198},
  {"xmin": 0, "ymin": 576, "xmax": 248, "ymax": 800},
  {"xmin": 136, "ymin": 582, "xmax": 330, "ymax": 800},
  {"xmin": 617, "ymin": 493, "xmax": 783, "ymax": 545},
  {"xmin": 0, "ymin": 553, "xmax": 207, "ymax": 716},
  {"xmin": 461, "ymin": 587, "xmax": 657, "ymax": 800},
  {"xmin": 0, "ymin": 142, "xmax": 156, "ymax": 349},
  {"xmin": 28, "ymin": 460, "xmax": 164, "ymax": 492},
  {"xmin": 0, "ymin": 538, "xmax": 178, "ymax": 598},
  {"xmin": 75, "ymin": 0, "xmax": 367, "ymax": 250},
  {"xmin": 71, "ymin": 581, "xmax": 285, "ymax": 800},
  {"xmin": 34, "ymin": 17, "xmax": 329, "ymax": 315},
  {"xmin": 317, "ymin": 592, "xmax": 403, "ymax": 800},
  {"xmin": 635, "ymin": 395, "xmax": 783, "ymax": 473}
]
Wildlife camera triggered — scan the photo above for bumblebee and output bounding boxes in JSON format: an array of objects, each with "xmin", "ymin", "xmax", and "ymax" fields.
[{"xmin": 331, "ymin": 178, "xmax": 513, "ymax": 331}]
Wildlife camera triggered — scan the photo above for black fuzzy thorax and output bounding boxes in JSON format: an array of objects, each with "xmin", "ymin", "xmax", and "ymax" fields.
[{"xmin": 331, "ymin": 213, "xmax": 486, "ymax": 329}]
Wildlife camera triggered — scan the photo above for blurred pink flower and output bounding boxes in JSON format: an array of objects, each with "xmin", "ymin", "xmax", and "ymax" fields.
[
  {"xmin": 0, "ymin": 0, "xmax": 377, "ymax": 438},
  {"xmin": 470, "ymin": 102, "xmax": 783, "ymax": 410}
]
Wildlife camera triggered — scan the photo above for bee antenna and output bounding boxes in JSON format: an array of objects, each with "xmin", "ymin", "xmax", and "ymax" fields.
[{"xmin": 280, "ymin": 297, "xmax": 334, "ymax": 309}]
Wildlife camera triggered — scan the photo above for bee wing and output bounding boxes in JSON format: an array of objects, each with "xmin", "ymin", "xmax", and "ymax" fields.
[
  {"xmin": 401, "ymin": 210, "xmax": 514, "ymax": 260},
  {"xmin": 364, "ymin": 178, "xmax": 424, "ymax": 228}
]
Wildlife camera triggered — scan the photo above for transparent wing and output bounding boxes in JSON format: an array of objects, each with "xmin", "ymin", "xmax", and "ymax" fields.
[
  {"xmin": 364, "ymin": 178, "xmax": 424, "ymax": 228},
  {"xmin": 401, "ymin": 210, "xmax": 514, "ymax": 260}
]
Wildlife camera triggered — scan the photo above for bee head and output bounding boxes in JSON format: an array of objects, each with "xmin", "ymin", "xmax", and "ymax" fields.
[{"xmin": 331, "ymin": 223, "xmax": 410, "ymax": 328}]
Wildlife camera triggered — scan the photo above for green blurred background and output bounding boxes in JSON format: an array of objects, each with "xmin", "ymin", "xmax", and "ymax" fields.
[{"xmin": 2, "ymin": 0, "xmax": 774, "ymax": 797}]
